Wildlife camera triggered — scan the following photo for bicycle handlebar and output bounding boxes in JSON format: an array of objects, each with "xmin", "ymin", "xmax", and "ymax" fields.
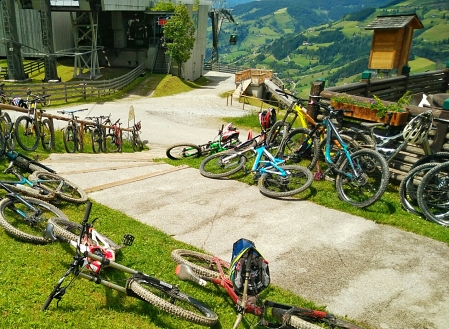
[{"xmin": 275, "ymin": 89, "xmax": 309, "ymax": 104}]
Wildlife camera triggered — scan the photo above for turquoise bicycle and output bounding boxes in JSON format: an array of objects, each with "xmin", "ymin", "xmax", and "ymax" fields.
[
  {"xmin": 278, "ymin": 99, "xmax": 390, "ymax": 208},
  {"xmin": 199, "ymin": 131, "xmax": 313, "ymax": 198}
]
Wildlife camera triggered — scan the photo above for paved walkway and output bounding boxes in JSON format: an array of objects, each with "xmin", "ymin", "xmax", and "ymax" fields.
[{"xmin": 31, "ymin": 71, "xmax": 449, "ymax": 329}]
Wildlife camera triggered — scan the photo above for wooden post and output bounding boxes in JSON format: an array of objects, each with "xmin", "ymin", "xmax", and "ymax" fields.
[{"xmin": 308, "ymin": 79, "xmax": 325, "ymax": 127}]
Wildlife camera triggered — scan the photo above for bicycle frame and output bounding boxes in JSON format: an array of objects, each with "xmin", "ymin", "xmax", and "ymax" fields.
[{"xmin": 251, "ymin": 145, "xmax": 289, "ymax": 177}]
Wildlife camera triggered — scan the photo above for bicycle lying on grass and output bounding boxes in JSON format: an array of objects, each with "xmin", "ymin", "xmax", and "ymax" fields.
[
  {"xmin": 41, "ymin": 201, "xmax": 218, "ymax": 327},
  {"xmin": 200, "ymin": 130, "xmax": 313, "ymax": 198},
  {"xmin": 172, "ymin": 238, "xmax": 365, "ymax": 329},
  {"xmin": 0, "ymin": 181, "xmax": 70, "ymax": 244},
  {"xmin": 166, "ymin": 122, "xmax": 241, "ymax": 160}
]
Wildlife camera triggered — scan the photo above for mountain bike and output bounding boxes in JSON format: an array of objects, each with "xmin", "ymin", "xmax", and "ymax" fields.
[
  {"xmin": 0, "ymin": 109, "xmax": 15, "ymax": 151},
  {"xmin": 200, "ymin": 131, "xmax": 313, "ymax": 198},
  {"xmin": 278, "ymin": 100, "xmax": 390, "ymax": 208},
  {"xmin": 0, "ymin": 181, "xmax": 69, "ymax": 244},
  {"xmin": 130, "ymin": 120, "xmax": 144, "ymax": 152},
  {"xmin": 272, "ymin": 90, "xmax": 360, "ymax": 168},
  {"xmin": 344, "ymin": 110, "xmax": 449, "ymax": 214},
  {"xmin": 104, "ymin": 117, "xmax": 122, "ymax": 152},
  {"xmin": 416, "ymin": 161, "xmax": 449, "ymax": 226},
  {"xmin": 41, "ymin": 201, "xmax": 218, "ymax": 327},
  {"xmin": 171, "ymin": 245, "xmax": 365, "ymax": 329},
  {"xmin": 14, "ymin": 89, "xmax": 54, "ymax": 151},
  {"xmin": 166, "ymin": 122, "xmax": 240, "ymax": 160},
  {"xmin": 85, "ymin": 114, "xmax": 110, "ymax": 153},
  {"xmin": 59, "ymin": 108, "xmax": 88, "ymax": 153}
]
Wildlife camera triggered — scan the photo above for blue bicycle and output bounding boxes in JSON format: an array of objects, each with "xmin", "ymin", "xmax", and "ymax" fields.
[
  {"xmin": 199, "ymin": 132, "xmax": 313, "ymax": 198},
  {"xmin": 278, "ymin": 100, "xmax": 390, "ymax": 208}
]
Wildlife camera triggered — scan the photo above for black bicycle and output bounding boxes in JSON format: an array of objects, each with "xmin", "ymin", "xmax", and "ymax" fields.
[{"xmin": 59, "ymin": 109, "xmax": 88, "ymax": 153}]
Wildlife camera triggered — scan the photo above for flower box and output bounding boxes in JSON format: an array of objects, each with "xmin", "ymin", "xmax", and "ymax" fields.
[{"xmin": 331, "ymin": 101, "xmax": 410, "ymax": 126}]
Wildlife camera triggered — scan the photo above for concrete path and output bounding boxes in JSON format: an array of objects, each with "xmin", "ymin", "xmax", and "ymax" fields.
[{"xmin": 30, "ymin": 71, "xmax": 449, "ymax": 329}]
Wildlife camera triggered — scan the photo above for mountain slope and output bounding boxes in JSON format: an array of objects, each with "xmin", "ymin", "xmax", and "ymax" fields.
[{"xmin": 212, "ymin": 0, "xmax": 449, "ymax": 96}]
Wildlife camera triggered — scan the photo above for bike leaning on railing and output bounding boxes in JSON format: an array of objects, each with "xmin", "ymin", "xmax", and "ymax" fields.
[
  {"xmin": 171, "ymin": 239, "xmax": 366, "ymax": 329},
  {"xmin": 130, "ymin": 120, "xmax": 144, "ymax": 152},
  {"xmin": 85, "ymin": 114, "xmax": 110, "ymax": 153},
  {"xmin": 41, "ymin": 201, "xmax": 218, "ymax": 327},
  {"xmin": 59, "ymin": 109, "xmax": 88, "ymax": 153},
  {"xmin": 278, "ymin": 100, "xmax": 390, "ymax": 208},
  {"xmin": 166, "ymin": 122, "xmax": 240, "ymax": 160},
  {"xmin": 14, "ymin": 89, "xmax": 54, "ymax": 151},
  {"xmin": 104, "ymin": 117, "xmax": 122, "ymax": 152}
]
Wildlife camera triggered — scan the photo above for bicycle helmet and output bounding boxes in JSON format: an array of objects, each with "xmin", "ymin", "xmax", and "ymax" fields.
[
  {"xmin": 221, "ymin": 122, "xmax": 239, "ymax": 142},
  {"xmin": 12, "ymin": 97, "xmax": 26, "ymax": 108},
  {"xmin": 259, "ymin": 107, "xmax": 276, "ymax": 129},
  {"xmin": 402, "ymin": 110, "xmax": 434, "ymax": 144}
]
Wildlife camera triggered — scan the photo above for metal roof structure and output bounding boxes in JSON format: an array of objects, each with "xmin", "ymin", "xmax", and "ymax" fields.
[{"xmin": 365, "ymin": 14, "xmax": 424, "ymax": 30}]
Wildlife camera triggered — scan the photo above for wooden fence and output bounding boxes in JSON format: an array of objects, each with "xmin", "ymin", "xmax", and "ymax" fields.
[
  {"xmin": 1, "ymin": 59, "xmax": 47, "ymax": 80},
  {"xmin": 0, "ymin": 64, "xmax": 146, "ymax": 104}
]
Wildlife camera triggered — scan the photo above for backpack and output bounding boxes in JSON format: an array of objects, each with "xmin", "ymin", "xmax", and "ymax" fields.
[{"xmin": 230, "ymin": 238, "xmax": 270, "ymax": 296}]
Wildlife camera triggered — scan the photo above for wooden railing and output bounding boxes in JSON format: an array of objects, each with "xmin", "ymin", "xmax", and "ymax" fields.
[{"xmin": 0, "ymin": 64, "xmax": 146, "ymax": 104}]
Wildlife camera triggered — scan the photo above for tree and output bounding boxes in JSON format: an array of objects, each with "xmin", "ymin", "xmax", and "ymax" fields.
[{"xmin": 163, "ymin": 4, "xmax": 196, "ymax": 78}]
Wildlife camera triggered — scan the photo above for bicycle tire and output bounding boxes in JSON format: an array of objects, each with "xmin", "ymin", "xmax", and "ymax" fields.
[
  {"xmin": 63, "ymin": 126, "xmax": 77, "ymax": 153},
  {"xmin": 0, "ymin": 112, "xmax": 15, "ymax": 151},
  {"xmin": 341, "ymin": 129, "xmax": 374, "ymax": 148},
  {"xmin": 132, "ymin": 132, "xmax": 144, "ymax": 152},
  {"xmin": 48, "ymin": 217, "xmax": 120, "ymax": 252},
  {"xmin": 28, "ymin": 171, "xmax": 88, "ymax": 204},
  {"xmin": 266, "ymin": 121, "xmax": 291, "ymax": 152},
  {"xmin": 40, "ymin": 118, "xmax": 54, "ymax": 151},
  {"xmin": 335, "ymin": 148, "xmax": 390, "ymax": 208},
  {"xmin": 272, "ymin": 306, "xmax": 365, "ymax": 329},
  {"xmin": 0, "ymin": 196, "xmax": 69, "ymax": 244},
  {"xmin": 319, "ymin": 134, "xmax": 360, "ymax": 163},
  {"xmin": 399, "ymin": 162, "xmax": 439, "ymax": 216},
  {"xmin": 258, "ymin": 165, "xmax": 313, "ymax": 198},
  {"xmin": 279, "ymin": 127, "xmax": 320, "ymax": 170},
  {"xmin": 14, "ymin": 116, "xmax": 39, "ymax": 151},
  {"xmin": 128, "ymin": 278, "xmax": 218, "ymax": 327},
  {"xmin": 171, "ymin": 249, "xmax": 230, "ymax": 279},
  {"xmin": 417, "ymin": 162, "xmax": 449, "ymax": 226},
  {"xmin": 166, "ymin": 143, "xmax": 202, "ymax": 160},
  {"xmin": 199, "ymin": 151, "xmax": 246, "ymax": 178},
  {"xmin": 412, "ymin": 152, "xmax": 449, "ymax": 168},
  {"xmin": 91, "ymin": 128, "xmax": 102, "ymax": 153},
  {"xmin": 104, "ymin": 133, "xmax": 121, "ymax": 153}
]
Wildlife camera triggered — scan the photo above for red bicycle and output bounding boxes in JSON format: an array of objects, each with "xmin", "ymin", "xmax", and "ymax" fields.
[
  {"xmin": 171, "ymin": 239, "xmax": 365, "ymax": 329},
  {"xmin": 104, "ymin": 117, "xmax": 122, "ymax": 152}
]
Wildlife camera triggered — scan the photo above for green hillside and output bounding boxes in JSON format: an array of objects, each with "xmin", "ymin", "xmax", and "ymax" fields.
[{"xmin": 212, "ymin": 0, "xmax": 449, "ymax": 97}]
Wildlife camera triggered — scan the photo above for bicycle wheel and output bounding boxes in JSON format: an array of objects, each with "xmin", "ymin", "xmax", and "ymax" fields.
[
  {"xmin": 258, "ymin": 165, "xmax": 313, "ymax": 198},
  {"xmin": 91, "ymin": 128, "xmax": 102, "ymax": 153},
  {"xmin": 104, "ymin": 133, "xmax": 121, "ymax": 153},
  {"xmin": 0, "ymin": 112, "xmax": 15, "ymax": 151},
  {"xmin": 412, "ymin": 152, "xmax": 449, "ymax": 168},
  {"xmin": 63, "ymin": 125, "xmax": 77, "ymax": 153},
  {"xmin": 29, "ymin": 171, "xmax": 88, "ymax": 204},
  {"xmin": 132, "ymin": 132, "xmax": 144, "ymax": 152},
  {"xmin": 266, "ymin": 121, "xmax": 291, "ymax": 152},
  {"xmin": 128, "ymin": 278, "xmax": 218, "ymax": 327},
  {"xmin": 417, "ymin": 162, "xmax": 449, "ymax": 226},
  {"xmin": 171, "ymin": 249, "xmax": 231, "ymax": 279},
  {"xmin": 0, "ymin": 196, "xmax": 69, "ymax": 244},
  {"xmin": 279, "ymin": 128, "xmax": 320, "ymax": 170},
  {"xmin": 272, "ymin": 306, "xmax": 366, "ymax": 329},
  {"xmin": 48, "ymin": 217, "xmax": 120, "ymax": 252},
  {"xmin": 335, "ymin": 148, "xmax": 390, "ymax": 208},
  {"xmin": 40, "ymin": 118, "xmax": 54, "ymax": 151},
  {"xmin": 166, "ymin": 143, "xmax": 202, "ymax": 160},
  {"xmin": 14, "ymin": 116, "xmax": 39, "ymax": 151},
  {"xmin": 399, "ymin": 162, "xmax": 439, "ymax": 216},
  {"xmin": 199, "ymin": 151, "xmax": 246, "ymax": 178}
]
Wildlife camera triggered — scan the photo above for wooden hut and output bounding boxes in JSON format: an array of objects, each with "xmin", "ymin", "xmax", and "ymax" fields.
[{"xmin": 365, "ymin": 14, "xmax": 424, "ymax": 75}]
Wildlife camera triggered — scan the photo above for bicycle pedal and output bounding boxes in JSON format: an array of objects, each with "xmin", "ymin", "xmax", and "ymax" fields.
[{"xmin": 122, "ymin": 234, "xmax": 135, "ymax": 246}]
